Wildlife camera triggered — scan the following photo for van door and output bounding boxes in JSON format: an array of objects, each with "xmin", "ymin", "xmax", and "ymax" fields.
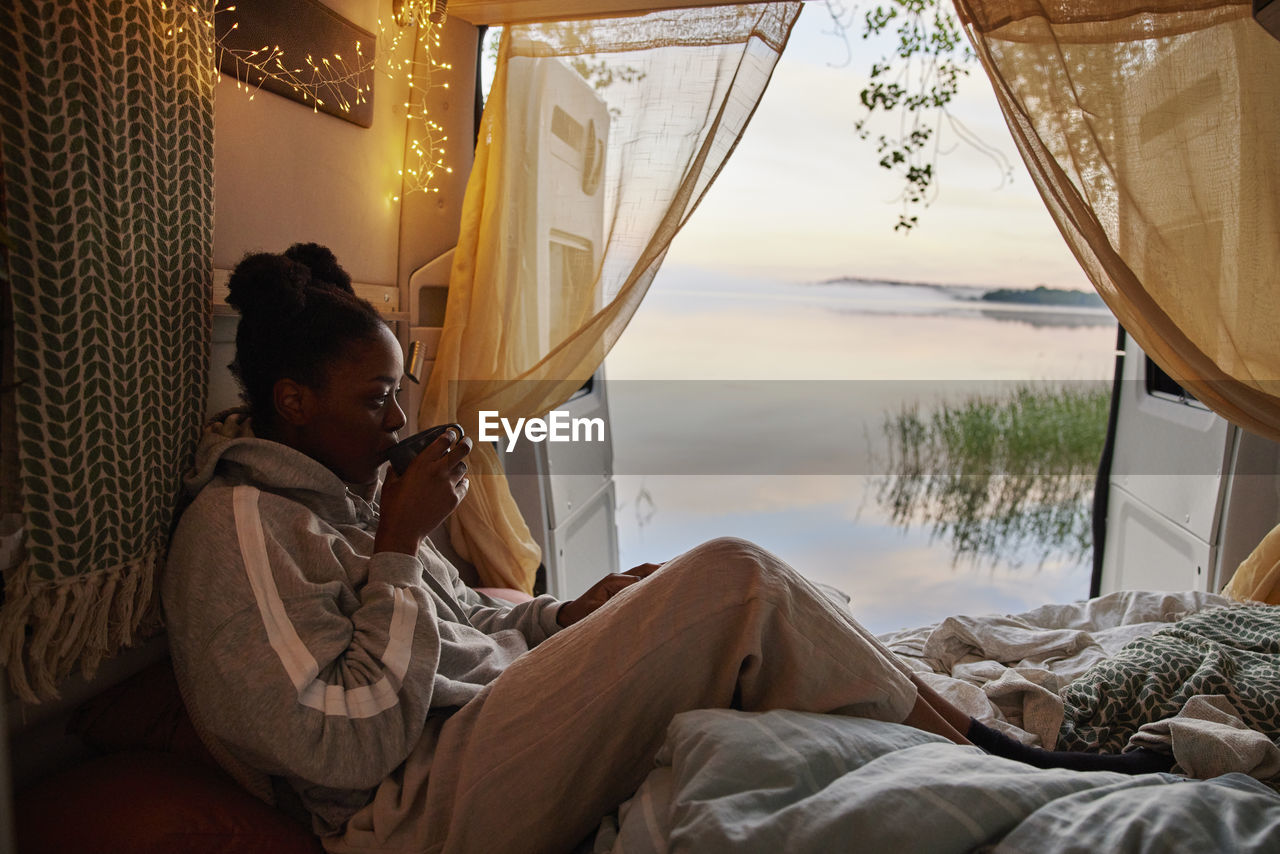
[
  {"xmin": 406, "ymin": 50, "xmax": 620, "ymax": 597},
  {"xmin": 1099, "ymin": 335, "xmax": 1280, "ymax": 594}
]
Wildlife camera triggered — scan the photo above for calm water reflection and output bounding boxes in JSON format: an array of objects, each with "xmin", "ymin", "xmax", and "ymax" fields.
[
  {"xmin": 605, "ymin": 268, "xmax": 1116, "ymax": 634},
  {"xmin": 875, "ymin": 384, "xmax": 1109, "ymax": 571}
]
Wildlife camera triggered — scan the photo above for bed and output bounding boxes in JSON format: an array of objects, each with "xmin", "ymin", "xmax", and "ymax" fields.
[
  {"xmin": 590, "ymin": 589, "xmax": 1280, "ymax": 853},
  {"xmin": 21, "ymin": 589, "xmax": 1280, "ymax": 853}
]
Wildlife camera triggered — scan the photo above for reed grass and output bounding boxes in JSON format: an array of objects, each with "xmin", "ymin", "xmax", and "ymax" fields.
[{"xmin": 877, "ymin": 382, "xmax": 1110, "ymax": 568}]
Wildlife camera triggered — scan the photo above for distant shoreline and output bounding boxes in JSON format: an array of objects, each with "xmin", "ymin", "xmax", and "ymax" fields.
[
  {"xmin": 815, "ymin": 275, "xmax": 971, "ymax": 291},
  {"xmin": 814, "ymin": 276, "xmax": 1105, "ymax": 308}
]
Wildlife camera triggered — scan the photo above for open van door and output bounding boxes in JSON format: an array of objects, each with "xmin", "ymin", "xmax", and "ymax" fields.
[
  {"xmin": 1098, "ymin": 333, "xmax": 1280, "ymax": 595},
  {"xmin": 405, "ymin": 51, "xmax": 619, "ymax": 598}
]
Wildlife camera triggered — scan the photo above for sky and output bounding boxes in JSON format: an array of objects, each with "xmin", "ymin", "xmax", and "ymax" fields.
[
  {"xmin": 659, "ymin": 6, "xmax": 1092, "ymax": 291},
  {"xmin": 479, "ymin": 8, "xmax": 1091, "ymax": 290}
]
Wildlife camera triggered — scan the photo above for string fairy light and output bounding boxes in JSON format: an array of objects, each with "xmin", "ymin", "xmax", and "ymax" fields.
[
  {"xmin": 211, "ymin": 2, "xmax": 371, "ymax": 113},
  {"xmin": 377, "ymin": 0, "xmax": 454, "ymax": 197},
  {"xmin": 208, "ymin": 0, "xmax": 453, "ymax": 198}
]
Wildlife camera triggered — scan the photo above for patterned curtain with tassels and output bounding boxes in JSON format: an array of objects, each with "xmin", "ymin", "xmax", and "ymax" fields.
[{"xmin": 0, "ymin": 1, "xmax": 214, "ymax": 701}]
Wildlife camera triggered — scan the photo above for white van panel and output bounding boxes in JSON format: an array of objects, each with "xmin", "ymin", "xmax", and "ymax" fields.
[
  {"xmin": 1109, "ymin": 353, "xmax": 1229, "ymax": 542},
  {"xmin": 1099, "ymin": 335, "xmax": 1280, "ymax": 594},
  {"xmin": 546, "ymin": 479, "xmax": 620, "ymax": 598},
  {"xmin": 485, "ymin": 52, "xmax": 618, "ymax": 595},
  {"xmin": 1101, "ymin": 486, "xmax": 1212, "ymax": 593},
  {"xmin": 1099, "ymin": 334, "xmax": 1227, "ymax": 592},
  {"xmin": 502, "ymin": 377, "xmax": 620, "ymax": 598}
]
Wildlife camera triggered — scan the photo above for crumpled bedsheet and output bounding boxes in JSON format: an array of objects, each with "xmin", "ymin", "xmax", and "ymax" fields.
[
  {"xmin": 593, "ymin": 589, "xmax": 1280, "ymax": 854},
  {"xmin": 1131, "ymin": 693, "xmax": 1280, "ymax": 780},
  {"xmin": 594, "ymin": 711, "xmax": 1280, "ymax": 854},
  {"xmin": 877, "ymin": 589, "xmax": 1235, "ymax": 748}
]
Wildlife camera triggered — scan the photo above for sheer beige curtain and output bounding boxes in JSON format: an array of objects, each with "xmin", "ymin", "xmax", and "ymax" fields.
[
  {"xmin": 421, "ymin": 4, "xmax": 802, "ymax": 592},
  {"xmin": 955, "ymin": 0, "xmax": 1280, "ymax": 440},
  {"xmin": 1223, "ymin": 519, "xmax": 1280, "ymax": 603}
]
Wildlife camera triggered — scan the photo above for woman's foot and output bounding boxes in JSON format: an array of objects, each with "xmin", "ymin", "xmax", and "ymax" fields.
[{"xmin": 966, "ymin": 718, "xmax": 1175, "ymax": 774}]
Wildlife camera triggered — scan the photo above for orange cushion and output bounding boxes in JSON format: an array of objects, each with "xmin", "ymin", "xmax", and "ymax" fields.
[
  {"xmin": 67, "ymin": 658, "xmax": 215, "ymax": 767},
  {"xmin": 16, "ymin": 751, "xmax": 323, "ymax": 854},
  {"xmin": 476, "ymin": 587, "xmax": 534, "ymax": 603}
]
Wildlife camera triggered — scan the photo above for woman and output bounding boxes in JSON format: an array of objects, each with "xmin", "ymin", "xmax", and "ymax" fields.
[{"xmin": 163, "ymin": 244, "xmax": 1169, "ymax": 854}]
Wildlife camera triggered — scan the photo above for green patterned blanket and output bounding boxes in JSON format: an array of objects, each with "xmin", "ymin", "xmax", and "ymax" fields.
[
  {"xmin": 0, "ymin": 0, "xmax": 212, "ymax": 701},
  {"xmin": 1058, "ymin": 604, "xmax": 1280, "ymax": 753}
]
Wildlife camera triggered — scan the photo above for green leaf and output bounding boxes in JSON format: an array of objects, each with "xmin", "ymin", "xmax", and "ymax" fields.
[
  {"xmin": 16, "ymin": 403, "xmax": 43, "ymax": 425},
  {"xmin": 25, "ymin": 493, "xmax": 51, "ymax": 515}
]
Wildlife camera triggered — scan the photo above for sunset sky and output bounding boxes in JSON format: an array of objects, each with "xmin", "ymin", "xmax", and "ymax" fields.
[{"xmin": 662, "ymin": 7, "xmax": 1092, "ymax": 291}]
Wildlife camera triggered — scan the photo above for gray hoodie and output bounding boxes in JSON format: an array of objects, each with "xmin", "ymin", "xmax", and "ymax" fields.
[{"xmin": 162, "ymin": 411, "xmax": 563, "ymax": 833}]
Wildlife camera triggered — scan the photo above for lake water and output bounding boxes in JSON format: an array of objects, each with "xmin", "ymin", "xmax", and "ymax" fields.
[{"xmin": 603, "ymin": 266, "xmax": 1117, "ymax": 635}]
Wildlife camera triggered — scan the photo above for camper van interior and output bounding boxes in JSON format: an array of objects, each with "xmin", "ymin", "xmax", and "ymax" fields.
[{"xmin": 5, "ymin": 0, "xmax": 1280, "ymax": 851}]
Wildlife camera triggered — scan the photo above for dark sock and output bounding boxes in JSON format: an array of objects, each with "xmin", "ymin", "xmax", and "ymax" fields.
[{"xmin": 966, "ymin": 718, "xmax": 1175, "ymax": 775}]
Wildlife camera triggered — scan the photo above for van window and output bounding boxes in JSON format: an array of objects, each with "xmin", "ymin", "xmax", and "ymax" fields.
[{"xmin": 1145, "ymin": 356, "xmax": 1205, "ymax": 409}]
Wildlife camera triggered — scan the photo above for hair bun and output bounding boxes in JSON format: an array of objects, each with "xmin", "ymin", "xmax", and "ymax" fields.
[
  {"xmin": 285, "ymin": 242, "xmax": 354, "ymax": 293},
  {"xmin": 225, "ymin": 252, "xmax": 311, "ymax": 317}
]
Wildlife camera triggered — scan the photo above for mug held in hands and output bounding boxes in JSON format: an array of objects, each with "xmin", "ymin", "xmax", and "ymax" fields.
[{"xmin": 384, "ymin": 423, "xmax": 465, "ymax": 476}]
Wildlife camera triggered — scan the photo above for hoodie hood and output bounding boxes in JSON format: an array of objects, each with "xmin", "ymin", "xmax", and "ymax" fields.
[{"xmin": 185, "ymin": 409, "xmax": 376, "ymax": 524}]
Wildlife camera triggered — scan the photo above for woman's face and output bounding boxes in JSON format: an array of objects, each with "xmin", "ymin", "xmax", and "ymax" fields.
[{"xmin": 295, "ymin": 324, "xmax": 408, "ymax": 485}]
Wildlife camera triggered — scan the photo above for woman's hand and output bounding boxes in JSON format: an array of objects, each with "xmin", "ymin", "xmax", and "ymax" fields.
[
  {"xmin": 375, "ymin": 430, "xmax": 472, "ymax": 555},
  {"xmin": 556, "ymin": 561, "xmax": 664, "ymax": 627}
]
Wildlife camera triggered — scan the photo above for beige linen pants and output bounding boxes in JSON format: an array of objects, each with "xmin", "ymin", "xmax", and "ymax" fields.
[{"xmin": 327, "ymin": 537, "xmax": 918, "ymax": 854}]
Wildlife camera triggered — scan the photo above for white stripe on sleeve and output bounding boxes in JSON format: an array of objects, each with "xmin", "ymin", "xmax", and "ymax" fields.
[{"xmin": 232, "ymin": 485, "xmax": 419, "ymax": 719}]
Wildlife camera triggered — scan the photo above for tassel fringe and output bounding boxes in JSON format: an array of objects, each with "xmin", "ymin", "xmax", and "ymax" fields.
[{"xmin": 0, "ymin": 549, "xmax": 163, "ymax": 703}]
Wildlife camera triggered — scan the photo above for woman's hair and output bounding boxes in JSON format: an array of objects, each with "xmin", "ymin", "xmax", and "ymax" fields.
[{"xmin": 226, "ymin": 243, "xmax": 387, "ymax": 425}]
